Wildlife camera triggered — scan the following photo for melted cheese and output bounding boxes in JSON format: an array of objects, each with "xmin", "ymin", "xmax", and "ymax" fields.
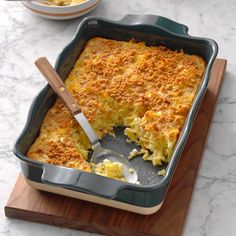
[
  {"xmin": 27, "ymin": 37, "xmax": 205, "ymax": 179},
  {"xmin": 93, "ymin": 159, "xmax": 125, "ymax": 181}
]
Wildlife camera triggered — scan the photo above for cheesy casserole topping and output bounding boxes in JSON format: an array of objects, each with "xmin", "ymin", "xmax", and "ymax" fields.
[{"xmin": 28, "ymin": 37, "xmax": 205, "ymax": 178}]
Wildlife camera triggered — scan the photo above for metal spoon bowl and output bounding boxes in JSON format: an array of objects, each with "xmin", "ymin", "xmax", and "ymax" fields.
[{"xmin": 35, "ymin": 57, "xmax": 138, "ymax": 184}]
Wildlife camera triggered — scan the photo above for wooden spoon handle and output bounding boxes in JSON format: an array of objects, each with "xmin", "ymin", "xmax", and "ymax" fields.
[{"xmin": 35, "ymin": 57, "xmax": 81, "ymax": 115}]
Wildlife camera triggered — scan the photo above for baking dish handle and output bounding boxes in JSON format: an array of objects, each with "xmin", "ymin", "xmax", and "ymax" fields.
[
  {"xmin": 119, "ymin": 14, "xmax": 189, "ymax": 36},
  {"xmin": 41, "ymin": 165, "xmax": 124, "ymax": 199}
]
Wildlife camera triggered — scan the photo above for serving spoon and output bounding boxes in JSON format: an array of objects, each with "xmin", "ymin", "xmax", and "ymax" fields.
[{"xmin": 35, "ymin": 57, "xmax": 138, "ymax": 184}]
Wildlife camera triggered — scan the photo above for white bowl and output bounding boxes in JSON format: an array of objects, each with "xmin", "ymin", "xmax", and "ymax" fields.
[{"xmin": 22, "ymin": 0, "xmax": 101, "ymax": 20}]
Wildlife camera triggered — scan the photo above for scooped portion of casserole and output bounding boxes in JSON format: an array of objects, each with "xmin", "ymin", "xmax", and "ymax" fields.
[{"xmin": 27, "ymin": 37, "xmax": 205, "ymax": 179}]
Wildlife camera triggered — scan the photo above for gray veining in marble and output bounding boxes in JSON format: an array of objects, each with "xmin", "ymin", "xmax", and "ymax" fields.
[{"xmin": 1, "ymin": 0, "xmax": 236, "ymax": 235}]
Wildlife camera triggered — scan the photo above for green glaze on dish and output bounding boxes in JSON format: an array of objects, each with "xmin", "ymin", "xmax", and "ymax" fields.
[{"xmin": 13, "ymin": 15, "xmax": 218, "ymax": 208}]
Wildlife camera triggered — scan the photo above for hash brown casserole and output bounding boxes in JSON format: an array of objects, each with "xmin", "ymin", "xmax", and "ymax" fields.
[{"xmin": 28, "ymin": 37, "xmax": 206, "ymax": 179}]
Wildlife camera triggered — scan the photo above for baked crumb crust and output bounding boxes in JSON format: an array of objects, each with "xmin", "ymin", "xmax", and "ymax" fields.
[{"xmin": 28, "ymin": 37, "xmax": 206, "ymax": 171}]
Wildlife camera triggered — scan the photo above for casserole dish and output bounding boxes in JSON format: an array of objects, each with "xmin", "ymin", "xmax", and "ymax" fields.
[{"xmin": 13, "ymin": 15, "xmax": 218, "ymax": 215}]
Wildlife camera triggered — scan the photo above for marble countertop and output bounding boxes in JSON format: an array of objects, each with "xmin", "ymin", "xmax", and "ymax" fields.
[{"xmin": 1, "ymin": 0, "xmax": 236, "ymax": 235}]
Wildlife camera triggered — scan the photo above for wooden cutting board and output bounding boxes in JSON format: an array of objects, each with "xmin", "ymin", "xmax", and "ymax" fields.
[{"xmin": 5, "ymin": 59, "xmax": 227, "ymax": 236}]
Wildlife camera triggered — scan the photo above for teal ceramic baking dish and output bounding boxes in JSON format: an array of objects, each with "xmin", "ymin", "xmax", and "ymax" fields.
[{"xmin": 13, "ymin": 15, "xmax": 218, "ymax": 214}]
